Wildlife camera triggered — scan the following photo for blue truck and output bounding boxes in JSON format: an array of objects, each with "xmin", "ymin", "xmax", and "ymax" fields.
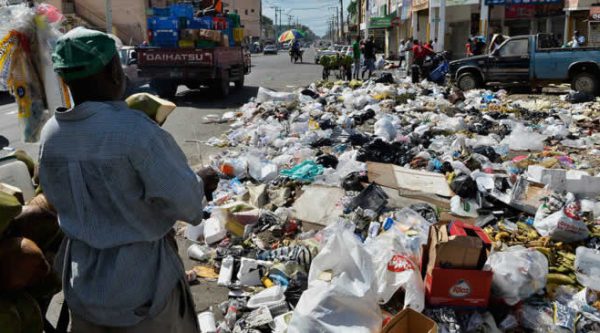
[{"xmin": 449, "ymin": 34, "xmax": 600, "ymax": 95}]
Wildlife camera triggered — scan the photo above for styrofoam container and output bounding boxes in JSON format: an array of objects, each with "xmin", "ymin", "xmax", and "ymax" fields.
[
  {"xmin": 247, "ymin": 285, "xmax": 286, "ymax": 309},
  {"xmin": 203, "ymin": 218, "xmax": 226, "ymax": 245},
  {"xmin": 0, "ymin": 157, "xmax": 35, "ymax": 202}
]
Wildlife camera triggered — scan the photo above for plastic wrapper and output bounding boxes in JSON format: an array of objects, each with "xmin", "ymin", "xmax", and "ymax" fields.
[
  {"xmin": 287, "ymin": 223, "xmax": 382, "ymax": 333},
  {"xmin": 484, "ymin": 246, "xmax": 548, "ymax": 306},
  {"xmin": 256, "ymin": 87, "xmax": 299, "ymax": 104},
  {"xmin": 501, "ymin": 123, "xmax": 547, "ymax": 151},
  {"xmin": 534, "ymin": 196, "xmax": 589, "ymax": 243},
  {"xmin": 364, "ymin": 231, "xmax": 425, "ymax": 310},
  {"xmin": 575, "ymin": 247, "xmax": 600, "ymax": 291}
]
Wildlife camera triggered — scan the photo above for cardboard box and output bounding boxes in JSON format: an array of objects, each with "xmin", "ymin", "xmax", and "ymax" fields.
[
  {"xmin": 422, "ymin": 223, "xmax": 493, "ymax": 308},
  {"xmin": 198, "ymin": 29, "xmax": 222, "ymax": 42},
  {"xmin": 427, "ymin": 224, "xmax": 486, "ymax": 271},
  {"xmin": 382, "ymin": 308, "xmax": 438, "ymax": 333},
  {"xmin": 425, "ymin": 267, "xmax": 493, "ymax": 308}
]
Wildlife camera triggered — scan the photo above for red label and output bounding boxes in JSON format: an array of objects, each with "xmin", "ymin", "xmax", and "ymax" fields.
[{"xmin": 387, "ymin": 254, "xmax": 415, "ymax": 273}]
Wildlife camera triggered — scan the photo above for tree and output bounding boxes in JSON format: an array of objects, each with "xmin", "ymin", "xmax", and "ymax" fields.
[{"xmin": 347, "ymin": 0, "xmax": 357, "ymax": 22}]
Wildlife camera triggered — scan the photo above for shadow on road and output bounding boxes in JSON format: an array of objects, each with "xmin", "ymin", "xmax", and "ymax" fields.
[
  {"xmin": 175, "ymin": 85, "xmax": 259, "ymax": 109},
  {"xmin": 0, "ymin": 92, "xmax": 15, "ymax": 106}
]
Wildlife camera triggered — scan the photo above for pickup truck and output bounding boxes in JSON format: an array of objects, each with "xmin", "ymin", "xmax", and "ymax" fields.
[
  {"xmin": 449, "ymin": 34, "xmax": 600, "ymax": 95},
  {"xmin": 135, "ymin": 46, "xmax": 250, "ymax": 99}
]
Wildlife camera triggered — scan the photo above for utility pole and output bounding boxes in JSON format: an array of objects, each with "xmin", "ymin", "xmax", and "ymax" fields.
[
  {"xmin": 105, "ymin": 0, "xmax": 112, "ymax": 34},
  {"xmin": 271, "ymin": 6, "xmax": 278, "ymax": 39},
  {"xmin": 365, "ymin": 0, "xmax": 370, "ymax": 39},
  {"xmin": 339, "ymin": 0, "xmax": 344, "ymax": 42}
]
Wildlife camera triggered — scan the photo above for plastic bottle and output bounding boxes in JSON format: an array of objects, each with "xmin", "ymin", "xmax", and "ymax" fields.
[
  {"xmin": 224, "ymin": 300, "xmax": 240, "ymax": 329},
  {"xmin": 218, "ymin": 256, "xmax": 234, "ymax": 286}
]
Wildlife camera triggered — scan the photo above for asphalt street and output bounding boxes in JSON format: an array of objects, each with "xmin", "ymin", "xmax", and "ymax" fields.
[{"xmin": 0, "ymin": 48, "xmax": 323, "ymax": 326}]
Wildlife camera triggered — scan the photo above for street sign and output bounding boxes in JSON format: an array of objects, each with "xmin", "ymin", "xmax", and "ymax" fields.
[
  {"xmin": 391, "ymin": 17, "xmax": 402, "ymax": 26},
  {"xmin": 590, "ymin": 6, "xmax": 600, "ymax": 21}
]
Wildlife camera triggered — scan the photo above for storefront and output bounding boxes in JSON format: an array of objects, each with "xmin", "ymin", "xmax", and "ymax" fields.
[
  {"xmin": 412, "ymin": 0, "xmax": 429, "ymax": 43},
  {"xmin": 485, "ymin": 0, "xmax": 564, "ymax": 40},
  {"xmin": 564, "ymin": 0, "xmax": 598, "ymax": 45},
  {"xmin": 369, "ymin": 16, "xmax": 392, "ymax": 53},
  {"xmin": 430, "ymin": 0, "xmax": 480, "ymax": 58}
]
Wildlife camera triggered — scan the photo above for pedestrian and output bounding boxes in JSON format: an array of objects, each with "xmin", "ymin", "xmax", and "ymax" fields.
[
  {"xmin": 432, "ymin": 37, "xmax": 442, "ymax": 53},
  {"xmin": 362, "ymin": 36, "xmax": 376, "ymax": 79},
  {"xmin": 398, "ymin": 39, "xmax": 406, "ymax": 70},
  {"xmin": 352, "ymin": 35, "xmax": 362, "ymax": 80},
  {"xmin": 412, "ymin": 39, "xmax": 426, "ymax": 68},
  {"xmin": 405, "ymin": 37, "xmax": 413, "ymax": 74},
  {"xmin": 424, "ymin": 40, "xmax": 435, "ymax": 57},
  {"xmin": 465, "ymin": 38, "xmax": 473, "ymax": 57},
  {"xmin": 42, "ymin": 27, "xmax": 215, "ymax": 333},
  {"xmin": 571, "ymin": 30, "xmax": 585, "ymax": 47}
]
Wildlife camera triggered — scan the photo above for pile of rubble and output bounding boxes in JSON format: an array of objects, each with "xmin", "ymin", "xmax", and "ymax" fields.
[{"xmin": 187, "ymin": 76, "xmax": 600, "ymax": 333}]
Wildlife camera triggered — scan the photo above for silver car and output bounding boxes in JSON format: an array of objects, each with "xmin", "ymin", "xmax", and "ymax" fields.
[{"xmin": 119, "ymin": 46, "xmax": 149, "ymax": 94}]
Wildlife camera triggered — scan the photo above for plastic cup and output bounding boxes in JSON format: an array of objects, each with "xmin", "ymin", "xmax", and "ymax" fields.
[
  {"xmin": 187, "ymin": 244, "xmax": 211, "ymax": 261},
  {"xmin": 197, "ymin": 311, "xmax": 217, "ymax": 333}
]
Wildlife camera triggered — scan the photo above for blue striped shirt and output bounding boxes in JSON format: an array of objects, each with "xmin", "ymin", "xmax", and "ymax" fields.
[{"xmin": 38, "ymin": 101, "xmax": 204, "ymax": 327}]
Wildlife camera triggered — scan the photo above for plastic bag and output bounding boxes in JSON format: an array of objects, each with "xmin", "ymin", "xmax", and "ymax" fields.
[
  {"xmin": 287, "ymin": 224, "xmax": 382, "ymax": 333},
  {"xmin": 279, "ymin": 160, "xmax": 324, "ymax": 182},
  {"xmin": 484, "ymin": 246, "xmax": 548, "ymax": 305},
  {"xmin": 374, "ymin": 116, "xmax": 397, "ymax": 142},
  {"xmin": 364, "ymin": 231, "xmax": 425, "ymax": 310},
  {"xmin": 450, "ymin": 195, "xmax": 480, "ymax": 218},
  {"xmin": 534, "ymin": 196, "xmax": 589, "ymax": 243},
  {"xmin": 256, "ymin": 87, "xmax": 298, "ymax": 104},
  {"xmin": 501, "ymin": 124, "xmax": 547, "ymax": 151},
  {"xmin": 575, "ymin": 247, "xmax": 600, "ymax": 291}
]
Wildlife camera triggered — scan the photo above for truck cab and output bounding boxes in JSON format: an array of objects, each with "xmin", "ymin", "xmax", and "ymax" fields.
[{"xmin": 449, "ymin": 34, "xmax": 600, "ymax": 95}]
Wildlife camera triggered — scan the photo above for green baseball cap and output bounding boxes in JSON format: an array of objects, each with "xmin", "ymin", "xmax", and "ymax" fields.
[{"xmin": 52, "ymin": 27, "xmax": 118, "ymax": 81}]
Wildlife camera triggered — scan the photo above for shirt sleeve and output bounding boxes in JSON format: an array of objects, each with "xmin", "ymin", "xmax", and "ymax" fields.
[{"xmin": 130, "ymin": 129, "xmax": 205, "ymax": 226}]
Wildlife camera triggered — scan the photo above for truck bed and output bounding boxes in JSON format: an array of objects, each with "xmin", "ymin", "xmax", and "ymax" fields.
[{"xmin": 136, "ymin": 47, "xmax": 244, "ymax": 68}]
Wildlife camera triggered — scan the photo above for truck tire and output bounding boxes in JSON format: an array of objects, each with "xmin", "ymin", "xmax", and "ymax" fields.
[
  {"xmin": 234, "ymin": 75, "xmax": 245, "ymax": 90},
  {"xmin": 571, "ymin": 72, "xmax": 598, "ymax": 95},
  {"xmin": 150, "ymin": 80, "xmax": 177, "ymax": 100},
  {"xmin": 457, "ymin": 72, "xmax": 481, "ymax": 91}
]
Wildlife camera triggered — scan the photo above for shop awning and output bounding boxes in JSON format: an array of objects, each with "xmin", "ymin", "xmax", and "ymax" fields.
[{"xmin": 485, "ymin": 0, "xmax": 561, "ymax": 4}]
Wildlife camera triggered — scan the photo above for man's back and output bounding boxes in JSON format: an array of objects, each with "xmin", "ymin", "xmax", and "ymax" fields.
[
  {"xmin": 364, "ymin": 41, "xmax": 375, "ymax": 59},
  {"xmin": 39, "ymin": 101, "xmax": 204, "ymax": 326}
]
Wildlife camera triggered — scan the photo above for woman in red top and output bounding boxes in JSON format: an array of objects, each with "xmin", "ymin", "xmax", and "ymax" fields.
[{"xmin": 465, "ymin": 38, "xmax": 473, "ymax": 57}]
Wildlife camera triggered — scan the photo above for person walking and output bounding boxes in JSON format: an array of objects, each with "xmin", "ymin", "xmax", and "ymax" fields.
[
  {"xmin": 352, "ymin": 36, "xmax": 362, "ymax": 80},
  {"xmin": 41, "ymin": 27, "xmax": 216, "ymax": 333},
  {"xmin": 398, "ymin": 39, "xmax": 406, "ymax": 70},
  {"xmin": 405, "ymin": 37, "xmax": 413, "ymax": 74},
  {"xmin": 362, "ymin": 36, "xmax": 376, "ymax": 79}
]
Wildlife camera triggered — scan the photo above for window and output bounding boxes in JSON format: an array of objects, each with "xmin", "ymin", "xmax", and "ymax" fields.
[
  {"xmin": 499, "ymin": 39, "xmax": 529, "ymax": 57},
  {"xmin": 251, "ymin": 9, "xmax": 255, "ymax": 13},
  {"xmin": 245, "ymin": 9, "xmax": 248, "ymax": 15}
]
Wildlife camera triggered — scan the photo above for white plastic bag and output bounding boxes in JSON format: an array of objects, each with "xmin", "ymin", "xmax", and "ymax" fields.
[
  {"xmin": 575, "ymin": 247, "xmax": 600, "ymax": 291},
  {"xmin": 374, "ymin": 116, "xmax": 397, "ymax": 142},
  {"xmin": 534, "ymin": 198, "xmax": 589, "ymax": 243},
  {"xmin": 484, "ymin": 246, "xmax": 548, "ymax": 305},
  {"xmin": 256, "ymin": 87, "xmax": 298, "ymax": 104},
  {"xmin": 364, "ymin": 231, "xmax": 425, "ymax": 310},
  {"xmin": 501, "ymin": 123, "xmax": 547, "ymax": 151},
  {"xmin": 288, "ymin": 224, "xmax": 382, "ymax": 333}
]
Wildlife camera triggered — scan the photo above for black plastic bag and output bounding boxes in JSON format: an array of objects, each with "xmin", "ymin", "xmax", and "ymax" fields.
[
  {"xmin": 341, "ymin": 171, "xmax": 368, "ymax": 191},
  {"xmin": 375, "ymin": 73, "xmax": 394, "ymax": 84},
  {"xmin": 310, "ymin": 138, "xmax": 333, "ymax": 148},
  {"xmin": 316, "ymin": 154, "xmax": 339, "ymax": 169},
  {"xmin": 409, "ymin": 203, "xmax": 438, "ymax": 224},
  {"xmin": 566, "ymin": 91, "xmax": 594, "ymax": 104},
  {"xmin": 346, "ymin": 183, "xmax": 389, "ymax": 214},
  {"xmin": 301, "ymin": 89, "xmax": 319, "ymax": 99},
  {"xmin": 356, "ymin": 139, "xmax": 415, "ymax": 166},
  {"xmin": 473, "ymin": 146, "xmax": 501, "ymax": 163},
  {"xmin": 450, "ymin": 174, "xmax": 478, "ymax": 198}
]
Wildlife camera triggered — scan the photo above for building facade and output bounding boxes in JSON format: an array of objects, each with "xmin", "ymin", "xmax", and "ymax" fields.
[
  {"xmin": 227, "ymin": 0, "xmax": 262, "ymax": 41},
  {"xmin": 357, "ymin": 0, "xmax": 591, "ymax": 59}
]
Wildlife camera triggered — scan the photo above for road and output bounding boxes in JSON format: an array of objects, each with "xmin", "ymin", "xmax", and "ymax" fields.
[
  {"xmin": 0, "ymin": 49, "xmax": 322, "ymax": 326},
  {"xmin": 1, "ymin": 49, "xmax": 321, "ymax": 161}
]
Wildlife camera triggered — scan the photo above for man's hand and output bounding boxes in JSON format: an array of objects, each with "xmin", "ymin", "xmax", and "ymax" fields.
[{"xmin": 196, "ymin": 167, "xmax": 219, "ymax": 201}]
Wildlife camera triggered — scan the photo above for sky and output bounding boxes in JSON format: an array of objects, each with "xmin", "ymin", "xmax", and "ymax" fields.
[{"xmin": 262, "ymin": 0, "xmax": 347, "ymax": 37}]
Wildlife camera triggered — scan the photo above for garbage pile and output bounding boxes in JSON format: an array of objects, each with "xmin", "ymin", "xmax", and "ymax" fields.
[
  {"xmin": 187, "ymin": 76, "xmax": 600, "ymax": 332},
  {"xmin": 0, "ymin": 151, "xmax": 62, "ymax": 332}
]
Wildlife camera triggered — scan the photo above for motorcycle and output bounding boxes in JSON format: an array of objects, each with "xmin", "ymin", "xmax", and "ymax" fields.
[
  {"xmin": 289, "ymin": 48, "xmax": 304, "ymax": 63},
  {"xmin": 414, "ymin": 51, "xmax": 450, "ymax": 85}
]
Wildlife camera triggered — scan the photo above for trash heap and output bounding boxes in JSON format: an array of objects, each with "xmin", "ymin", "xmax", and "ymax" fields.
[
  {"xmin": 0, "ymin": 152, "xmax": 62, "ymax": 332},
  {"xmin": 189, "ymin": 77, "xmax": 600, "ymax": 332}
]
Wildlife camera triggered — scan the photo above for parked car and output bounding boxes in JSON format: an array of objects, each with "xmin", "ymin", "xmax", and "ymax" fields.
[
  {"xmin": 119, "ymin": 46, "xmax": 149, "ymax": 95},
  {"xmin": 264, "ymin": 44, "xmax": 278, "ymax": 55},
  {"xmin": 449, "ymin": 34, "xmax": 600, "ymax": 95}
]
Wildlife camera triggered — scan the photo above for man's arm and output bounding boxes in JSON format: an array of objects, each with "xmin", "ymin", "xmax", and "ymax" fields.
[{"xmin": 131, "ymin": 129, "xmax": 205, "ymax": 225}]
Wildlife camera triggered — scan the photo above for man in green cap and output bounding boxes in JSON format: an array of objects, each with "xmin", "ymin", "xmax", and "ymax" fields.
[{"xmin": 39, "ymin": 27, "xmax": 204, "ymax": 332}]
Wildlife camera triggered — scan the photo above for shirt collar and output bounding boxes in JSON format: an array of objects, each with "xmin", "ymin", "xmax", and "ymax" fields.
[{"xmin": 55, "ymin": 101, "xmax": 128, "ymax": 121}]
